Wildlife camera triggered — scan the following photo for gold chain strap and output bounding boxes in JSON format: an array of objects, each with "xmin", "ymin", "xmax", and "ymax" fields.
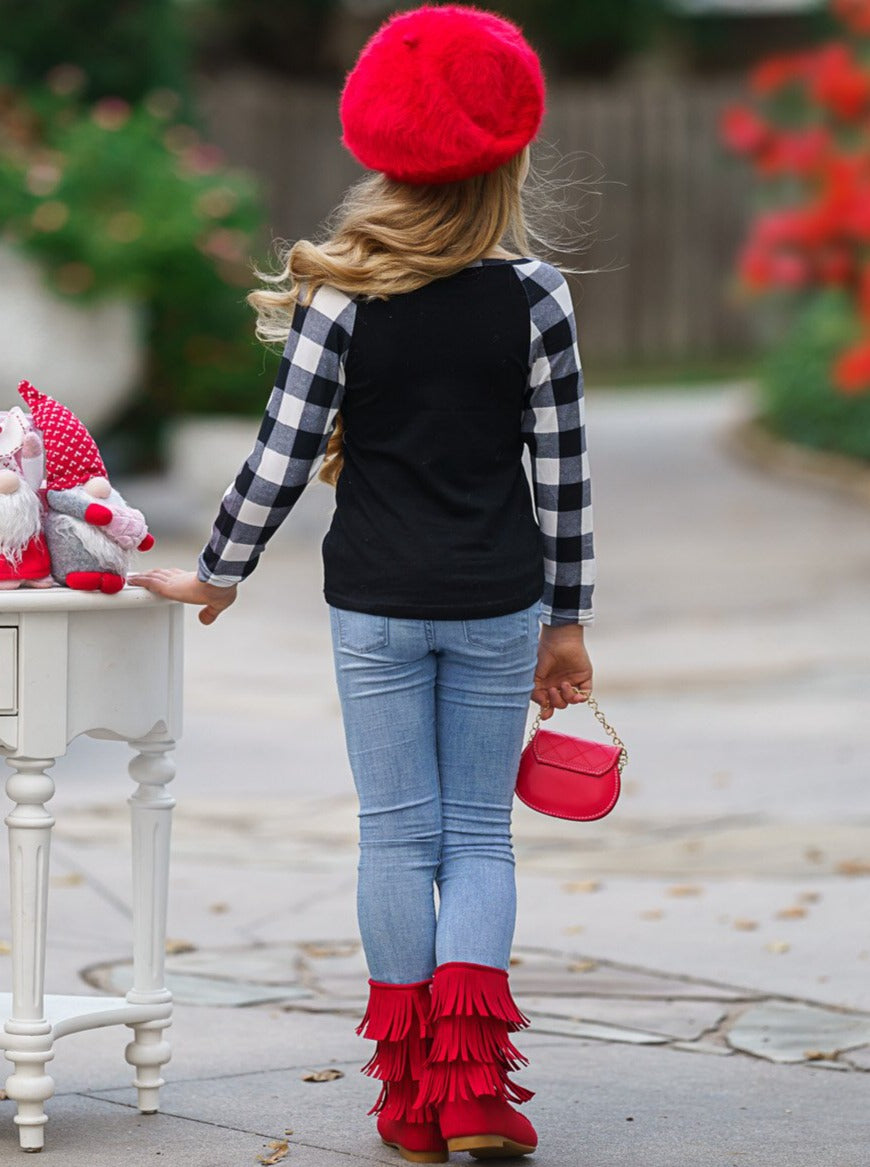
[{"xmin": 526, "ymin": 690, "xmax": 628, "ymax": 776}]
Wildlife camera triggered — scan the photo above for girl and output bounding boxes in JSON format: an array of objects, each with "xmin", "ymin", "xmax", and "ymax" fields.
[{"xmin": 132, "ymin": 4, "xmax": 595, "ymax": 1162}]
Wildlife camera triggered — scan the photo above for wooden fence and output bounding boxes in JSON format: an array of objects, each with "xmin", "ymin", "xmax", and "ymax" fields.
[{"xmin": 198, "ymin": 67, "xmax": 762, "ymax": 371}]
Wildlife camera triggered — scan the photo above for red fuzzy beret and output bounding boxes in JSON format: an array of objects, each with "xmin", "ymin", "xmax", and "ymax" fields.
[{"xmin": 339, "ymin": 3, "xmax": 545, "ymax": 185}]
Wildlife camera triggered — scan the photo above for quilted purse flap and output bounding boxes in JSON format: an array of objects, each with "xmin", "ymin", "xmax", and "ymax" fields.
[{"xmin": 531, "ymin": 728, "xmax": 621, "ymax": 776}]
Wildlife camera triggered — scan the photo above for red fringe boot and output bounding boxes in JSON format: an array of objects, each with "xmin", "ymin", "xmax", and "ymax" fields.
[
  {"xmin": 414, "ymin": 961, "xmax": 538, "ymax": 1159},
  {"xmin": 356, "ymin": 978, "xmax": 448, "ymax": 1164}
]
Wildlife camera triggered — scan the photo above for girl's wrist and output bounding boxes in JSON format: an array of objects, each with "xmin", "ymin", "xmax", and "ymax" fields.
[{"xmin": 541, "ymin": 622, "xmax": 585, "ymax": 637}]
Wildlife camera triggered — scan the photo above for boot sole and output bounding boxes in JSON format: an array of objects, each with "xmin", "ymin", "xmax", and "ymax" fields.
[
  {"xmin": 380, "ymin": 1137, "xmax": 448, "ymax": 1163},
  {"xmin": 447, "ymin": 1134, "xmax": 537, "ymax": 1158}
]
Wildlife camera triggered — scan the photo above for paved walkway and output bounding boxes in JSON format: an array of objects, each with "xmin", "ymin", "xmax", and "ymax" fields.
[{"xmin": 2, "ymin": 384, "xmax": 869, "ymax": 1164}]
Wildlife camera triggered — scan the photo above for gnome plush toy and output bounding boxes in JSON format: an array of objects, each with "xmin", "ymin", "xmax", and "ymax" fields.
[
  {"xmin": 18, "ymin": 380, "xmax": 154, "ymax": 593},
  {"xmin": 0, "ymin": 406, "xmax": 53, "ymax": 589}
]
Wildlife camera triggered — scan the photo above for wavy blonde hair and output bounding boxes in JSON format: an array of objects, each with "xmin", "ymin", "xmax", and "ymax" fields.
[{"xmin": 247, "ymin": 141, "xmax": 600, "ymax": 486}]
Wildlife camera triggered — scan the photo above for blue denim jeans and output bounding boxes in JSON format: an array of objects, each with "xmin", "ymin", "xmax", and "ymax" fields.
[{"xmin": 328, "ymin": 598, "xmax": 543, "ymax": 984}]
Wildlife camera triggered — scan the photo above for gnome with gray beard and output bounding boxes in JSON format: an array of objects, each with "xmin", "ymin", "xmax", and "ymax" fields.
[
  {"xmin": 0, "ymin": 405, "xmax": 52, "ymax": 588},
  {"xmin": 18, "ymin": 381, "xmax": 154, "ymax": 593}
]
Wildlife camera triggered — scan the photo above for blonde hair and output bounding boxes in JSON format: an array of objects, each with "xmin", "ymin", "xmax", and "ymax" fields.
[{"xmin": 247, "ymin": 142, "xmax": 599, "ymax": 486}]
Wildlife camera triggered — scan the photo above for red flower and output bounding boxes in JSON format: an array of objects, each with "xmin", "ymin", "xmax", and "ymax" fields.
[
  {"xmin": 719, "ymin": 104, "xmax": 771, "ymax": 155},
  {"xmin": 754, "ymin": 126, "xmax": 831, "ymax": 177},
  {"xmin": 831, "ymin": 339, "xmax": 870, "ymax": 393},
  {"xmin": 833, "ymin": 0, "xmax": 870, "ymax": 35},
  {"xmin": 808, "ymin": 43, "xmax": 870, "ymax": 120},
  {"xmin": 738, "ymin": 244, "xmax": 776, "ymax": 290},
  {"xmin": 753, "ymin": 205, "xmax": 835, "ymax": 251},
  {"xmin": 749, "ymin": 52, "xmax": 814, "ymax": 95},
  {"xmin": 768, "ymin": 252, "xmax": 811, "ymax": 288},
  {"xmin": 840, "ymin": 185, "xmax": 870, "ymax": 240},
  {"xmin": 737, "ymin": 244, "xmax": 809, "ymax": 290}
]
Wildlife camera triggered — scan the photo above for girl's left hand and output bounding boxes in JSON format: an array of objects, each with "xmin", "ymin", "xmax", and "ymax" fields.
[
  {"xmin": 532, "ymin": 624, "xmax": 593, "ymax": 720},
  {"xmin": 128, "ymin": 567, "xmax": 237, "ymax": 625}
]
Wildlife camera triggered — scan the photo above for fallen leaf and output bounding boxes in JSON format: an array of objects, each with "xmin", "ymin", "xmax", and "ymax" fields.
[
  {"xmin": 798, "ymin": 891, "xmax": 821, "ymax": 904},
  {"xmin": 733, "ymin": 919, "xmax": 758, "ymax": 931},
  {"xmin": 0, "ymin": 940, "xmax": 11, "ymax": 955},
  {"xmin": 258, "ymin": 1139, "xmax": 289, "ymax": 1165},
  {"xmin": 299, "ymin": 941, "xmax": 359, "ymax": 959},
  {"xmin": 284, "ymin": 1129, "xmax": 294, "ymax": 1136},
  {"xmin": 50, "ymin": 872, "xmax": 84, "ymax": 888},
  {"xmin": 568, "ymin": 960, "xmax": 598, "ymax": 973},
  {"xmin": 165, "ymin": 938, "xmax": 197, "ymax": 955},
  {"xmin": 562, "ymin": 924, "xmax": 585, "ymax": 934},
  {"xmin": 509, "ymin": 955, "xmax": 524, "ymax": 965},
  {"xmin": 302, "ymin": 1069, "xmax": 345, "ymax": 1082},
  {"xmin": 666, "ymin": 884, "xmax": 703, "ymax": 897},
  {"xmin": 765, "ymin": 940, "xmax": 791, "ymax": 954},
  {"xmin": 639, "ymin": 909, "xmax": 664, "ymax": 921},
  {"xmin": 209, "ymin": 902, "xmax": 230, "ymax": 914},
  {"xmin": 804, "ymin": 1049, "xmax": 839, "ymax": 1062},
  {"xmin": 804, "ymin": 848, "xmax": 825, "ymax": 864},
  {"xmin": 562, "ymin": 880, "xmax": 601, "ymax": 894},
  {"xmin": 776, "ymin": 906, "xmax": 807, "ymax": 920},
  {"xmin": 836, "ymin": 859, "xmax": 870, "ymax": 877}
]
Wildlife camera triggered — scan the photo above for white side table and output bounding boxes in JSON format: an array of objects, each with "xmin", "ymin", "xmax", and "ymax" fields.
[{"xmin": 0, "ymin": 588, "xmax": 183, "ymax": 1152}]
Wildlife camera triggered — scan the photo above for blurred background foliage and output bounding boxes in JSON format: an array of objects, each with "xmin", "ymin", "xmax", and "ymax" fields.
[
  {"xmin": 0, "ymin": 0, "xmax": 271, "ymax": 470},
  {"xmin": 720, "ymin": 0, "xmax": 870, "ymax": 460},
  {"xmin": 759, "ymin": 287, "xmax": 870, "ymax": 460}
]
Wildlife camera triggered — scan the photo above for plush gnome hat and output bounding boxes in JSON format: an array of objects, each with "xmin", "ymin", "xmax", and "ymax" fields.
[
  {"xmin": 18, "ymin": 380, "xmax": 107, "ymax": 491},
  {"xmin": 339, "ymin": 3, "xmax": 545, "ymax": 185}
]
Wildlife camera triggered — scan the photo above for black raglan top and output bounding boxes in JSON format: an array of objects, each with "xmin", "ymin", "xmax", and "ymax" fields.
[{"xmin": 198, "ymin": 256, "xmax": 594, "ymax": 626}]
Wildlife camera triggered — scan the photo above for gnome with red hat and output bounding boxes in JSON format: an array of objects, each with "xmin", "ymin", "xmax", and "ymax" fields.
[
  {"xmin": 18, "ymin": 381, "xmax": 155, "ymax": 593},
  {"xmin": 0, "ymin": 405, "xmax": 53, "ymax": 589}
]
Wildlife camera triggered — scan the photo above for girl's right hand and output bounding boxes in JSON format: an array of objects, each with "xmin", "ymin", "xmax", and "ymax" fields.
[
  {"xmin": 128, "ymin": 567, "xmax": 237, "ymax": 625},
  {"xmin": 531, "ymin": 624, "xmax": 593, "ymax": 721}
]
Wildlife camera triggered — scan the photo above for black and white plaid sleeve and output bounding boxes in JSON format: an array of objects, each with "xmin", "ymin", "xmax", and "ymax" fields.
[
  {"xmin": 197, "ymin": 284, "xmax": 357, "ymax": 586},
  {"xmin": 513, "ymin": 260, "xmax": 594, "ymax": 626}
]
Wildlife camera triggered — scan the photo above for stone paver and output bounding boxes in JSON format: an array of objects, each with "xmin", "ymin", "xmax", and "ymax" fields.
[{"xmin": 726, "ymin": 1000, "xmax": 870, "ymax": 1064}]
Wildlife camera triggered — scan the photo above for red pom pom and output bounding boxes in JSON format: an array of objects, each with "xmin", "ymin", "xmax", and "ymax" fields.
[{"xmin": 84, "ymin": 502, "xmax": 112, "ymax": 527}]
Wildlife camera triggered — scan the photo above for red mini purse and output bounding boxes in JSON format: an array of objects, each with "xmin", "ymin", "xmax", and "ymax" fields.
[{"xmin": 515, "ymin": 694, "xmax": 627, "ymax": 821}]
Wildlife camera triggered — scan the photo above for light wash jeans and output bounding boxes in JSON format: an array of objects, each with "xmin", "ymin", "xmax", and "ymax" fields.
[{"xmin": 328, "ymin": 598, "xmax": 543, "ymax": 984}]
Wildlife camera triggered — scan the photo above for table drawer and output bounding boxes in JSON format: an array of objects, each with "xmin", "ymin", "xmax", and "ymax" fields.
[{"xmin": 0, "ymin": 627, "xmax": 18, "ymax": 713}]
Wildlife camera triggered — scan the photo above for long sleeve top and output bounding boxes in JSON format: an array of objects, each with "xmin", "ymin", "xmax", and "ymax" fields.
[{"xmin": 198, "ymin": 256, "xmax": 594, "ymax": 626}]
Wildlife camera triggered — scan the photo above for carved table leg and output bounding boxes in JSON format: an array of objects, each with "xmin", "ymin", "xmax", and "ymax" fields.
[
  {"xmin": 124, "ymin": 735, "xmax": 176, "ymax": 1114},
  {"xmin": 3, "ymin": 757, "xmax": 57, "ymax": 1152}
]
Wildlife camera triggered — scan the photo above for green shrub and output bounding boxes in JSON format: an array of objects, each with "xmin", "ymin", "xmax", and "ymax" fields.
[
  {"xmin": 759, "ymin": 289, "xmax": 870, "ymax": 461},
  {"xmin": 0, "ymin": 0, "xmax": 272, "ymax": 470},
  {"xmin": 0, "ymin": 82, "xmax": 271, "ymax": 448}
]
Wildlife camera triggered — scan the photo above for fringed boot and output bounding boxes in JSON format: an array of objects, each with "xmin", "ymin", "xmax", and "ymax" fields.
[
  {"xmin": 414, "ymin": 961, "xmax": 538, "ymax": 1159},
  {"xmin": 356, "ymin": 977, "xmax": 449, "ymax": 1164}
]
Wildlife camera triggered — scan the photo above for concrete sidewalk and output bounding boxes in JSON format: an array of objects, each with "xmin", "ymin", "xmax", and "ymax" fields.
[{"xmin": 2, "ymin": 384, "xmax": 869, "ymax": 1165}]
